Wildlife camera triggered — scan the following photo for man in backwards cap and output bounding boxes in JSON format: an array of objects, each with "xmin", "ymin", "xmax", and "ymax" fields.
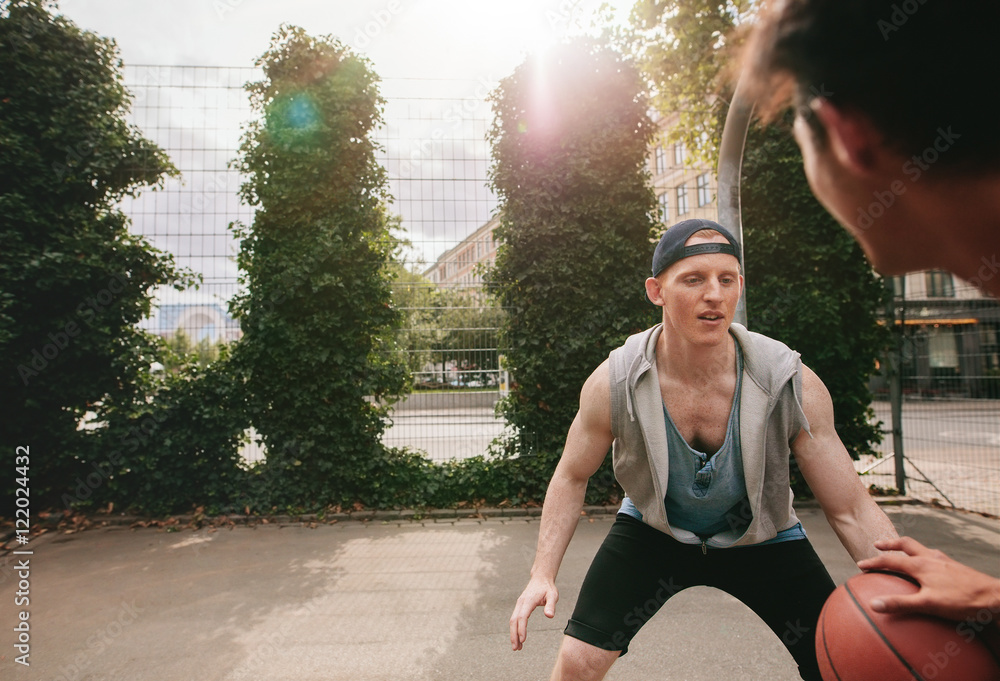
[{"xmin": 509, "ymin": 219, "xmax": 899, "ymax": 681}]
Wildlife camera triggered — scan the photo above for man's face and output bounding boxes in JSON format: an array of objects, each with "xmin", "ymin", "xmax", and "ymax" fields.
[
  {"xmin": 646, "ymin": 234, "xmax": 743, "ymax": 345},
  {"xmin": 791, "ymin": 104, "xmax": 917, "ymax": 276},
  {"xmin": 792, "ymin": 112, "xmax": 864, "ymax": 238}
]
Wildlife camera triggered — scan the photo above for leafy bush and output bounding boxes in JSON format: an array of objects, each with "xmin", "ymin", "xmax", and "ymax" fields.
[
  {"xmin": 229, "ymin": 25, "xmax": 409, "ymax": 509},
  {"xmin": 78, "ymin": 351, "xmax": 250, "ymax": 517},
  {"xmin": 485, "ymin": 38, "xmax": 661, "ymax": 501},
  {"xmin": 0, "ymin": 0, "xmax": 195, "ymax": 506}
]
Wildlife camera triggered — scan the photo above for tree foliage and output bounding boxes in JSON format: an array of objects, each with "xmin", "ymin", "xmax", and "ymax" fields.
[
  {"xmin": 0, "ymin": 0, "xmax": 196, "ymax": 505},
  {"xmin": 629, "ymin": 0, "xmax": 754, "ymax": 165},
  {"xmin": 741, "ymin": 115, "xmax": 888, "ymax": 458},
  {"xmin": 628, "ymin": 0, "xmax": 888, "ymax": 467},
  {"xmin": 391, "ymin": 267, "xmax": 504, "ymax": 387},
  {"xmin": 229, "ymin": 25, "xmax": 409, "ymax": 508},
  {"xmin": 487, "ymin": 37, "xmax": 660, "ymax": 490}
]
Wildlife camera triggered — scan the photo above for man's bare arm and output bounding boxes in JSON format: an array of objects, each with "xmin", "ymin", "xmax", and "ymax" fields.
[
  {"xmin": 509, "ymin": 359, "xmax": 614, "ymax": 651},
  {"xmin": 792, "ymin": 365, "xmax": 898, "ymax": 563}
]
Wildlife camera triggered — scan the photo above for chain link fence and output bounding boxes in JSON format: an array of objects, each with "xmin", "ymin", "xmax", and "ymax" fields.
[
  {"xmin": 121, "ymin": 65, "xmax": 999, "ymax": 515},
  {"xmin": 121, "ymin": 64, "xmax": 509, "ymax": 464}
]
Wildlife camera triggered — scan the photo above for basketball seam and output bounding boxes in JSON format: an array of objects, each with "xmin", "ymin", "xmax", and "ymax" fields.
[
  {"xmin": 819, "ymin": 605, "xmax": 845, "ymax": 681},
  {"xmin": 845, "ymin": 582, "xmax": 924, "ymax": 681}
]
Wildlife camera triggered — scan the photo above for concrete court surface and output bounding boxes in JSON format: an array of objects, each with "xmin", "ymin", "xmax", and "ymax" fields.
[{"xmin": 1, "ymin": 504, "xmax": 998, "ymax": 681}]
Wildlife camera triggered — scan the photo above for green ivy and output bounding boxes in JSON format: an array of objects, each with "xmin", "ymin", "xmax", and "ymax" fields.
[
  {"xmin": 229, "ymin": 25, "xmax": 409, "ymax": 509},
  {"xmin": 485, "ymin": 38, "xmax": 662, "ymax": 502},
  {"xmin": 86, "ymin": 349, "xmax": 250, "ymax": 516},
  {"xmin": 0, "ymin": 0, "xmax": 196, "ymax": 506}
]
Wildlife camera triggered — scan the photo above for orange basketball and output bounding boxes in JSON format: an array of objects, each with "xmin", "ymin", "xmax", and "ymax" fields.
[{"xmin": 816, "ymin": 571, "xmax": 1000, "ymax": 681}]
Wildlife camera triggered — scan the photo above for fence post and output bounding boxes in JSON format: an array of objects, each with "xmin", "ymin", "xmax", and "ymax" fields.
[{"xmin": 885, "ymin": 276, "xmax": 907, "ymax": 494}]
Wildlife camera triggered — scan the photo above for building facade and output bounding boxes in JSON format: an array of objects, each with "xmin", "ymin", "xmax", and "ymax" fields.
[
  {"xmin": 648, "ymin": 112, "xmax": 717, "ymax": 227},
  {"xmin": 877, "ymin": 272, "xmax": 1000, "ymax": 398},
  {"xmin": 423, "ymin": 215, "xmax": 500, "ymax": 288},
  {"xmin": 423, "ymin": 113, "xmax": 718, "ymax": 288}
]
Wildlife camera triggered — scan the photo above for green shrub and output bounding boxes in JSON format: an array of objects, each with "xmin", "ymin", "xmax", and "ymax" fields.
[
  {"xmin": 486, "ymin": 38, "xmax": 661, "ymax": 500},
  {"xmin": 0, "ymin": 0, "xmax": 194, "ymax": 506},
  {"xmin": 229, "ymin": 25, "xmax": 409, "ymax": 509}
]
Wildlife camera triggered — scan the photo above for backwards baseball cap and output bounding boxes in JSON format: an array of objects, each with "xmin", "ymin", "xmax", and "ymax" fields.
[{"xmin": 651, "ymin": 218, "xmax": 742, "ymax": 277}]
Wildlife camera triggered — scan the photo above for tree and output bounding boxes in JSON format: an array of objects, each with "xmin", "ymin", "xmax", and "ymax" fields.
[
  {"xmin": 391, "ymin": 266, "xmax": 504, "ymax": 388},
  {"xmin": 740, "ymin": 115, "xmax": 888, "ymax": 458},
  {"xmin": 162, "ymin": 328, "xmax": 226, "ymax": 372},
  {"xmin": 431, "ymin": 290, "xmax": 504, "ymax": 387},
  {"xmin": 0, "ymin": 0, "xmax": 193, "ymax": 504},
  {"xmin": 390, "ymin": 263, "xmax": 446, "ymax": 383},
  {"xmin": 487, "ymin": 37, "xmax": 660, "ymax": 473},
  {"xmin": 230, "ymin": 25, "xmax": 408, "ymax": 508},
  {"xmin": 629, "ymin": 0, "xmax": 754, "ymax": 164},
  {"xmin": 628, "ymin": 0, "xmax": 888, "ymax": 462}
]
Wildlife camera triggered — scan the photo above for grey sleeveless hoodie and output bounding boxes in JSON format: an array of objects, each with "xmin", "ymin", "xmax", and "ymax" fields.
[{"xmin": 608, "ymin": 323, "xmax": 811, "ymax": 548}]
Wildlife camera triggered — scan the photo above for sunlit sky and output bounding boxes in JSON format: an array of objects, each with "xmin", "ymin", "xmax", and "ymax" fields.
[
  {"xmin": 57, "ymin": 0, "xmax": 634, "ymax": 78},
  {"xmin": 52, "ymin": 0, "xmax": 640, "ymax": 318}
]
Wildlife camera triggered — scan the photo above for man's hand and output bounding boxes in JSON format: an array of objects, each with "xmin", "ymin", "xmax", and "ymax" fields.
[
  {"xmin": 857, "ymin": 536, "xmax": 1000, "ymax": 622},
  {"xmin": 510, "ymin": 576, "xmax": 559, "ymax": 651}
]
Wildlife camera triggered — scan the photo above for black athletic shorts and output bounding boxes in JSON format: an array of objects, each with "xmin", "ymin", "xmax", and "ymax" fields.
[{"xmin": 565, "ymin": 514, "xmax": 836, "ymax": 681}]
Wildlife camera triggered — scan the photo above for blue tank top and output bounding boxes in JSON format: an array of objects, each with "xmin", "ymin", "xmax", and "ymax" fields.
[
  {"xmin": 662, "ymin": 342, "xmax": 746, "ymax": 537},
  {"xmin": 619, "ymin": 342, "xmax": 807, "ymax": 545}
]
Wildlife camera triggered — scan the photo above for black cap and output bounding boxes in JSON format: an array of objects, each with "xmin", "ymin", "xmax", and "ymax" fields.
[{"xmin": 651, "ymin": 219, "xmax": 742, "ymax": 277}]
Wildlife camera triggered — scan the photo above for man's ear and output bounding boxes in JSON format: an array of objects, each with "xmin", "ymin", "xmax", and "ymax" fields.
[
  {"xmin": 645, "ymin": 277, "xmax": 664, "ymax": 306},
  {"xmin": 811, "ymin": 98, "xmax": 883, "ymax": 176}
]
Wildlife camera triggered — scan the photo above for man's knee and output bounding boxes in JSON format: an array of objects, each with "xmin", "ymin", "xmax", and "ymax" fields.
[{"xmin": 551, "ymin": 636, "xmax": 620, "ymax": 681}]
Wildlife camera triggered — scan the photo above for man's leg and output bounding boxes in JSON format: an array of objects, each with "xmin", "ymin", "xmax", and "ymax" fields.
[
  {"xmin": 550, "ymin": 636, "xmax": 620, "ymax": 681},
  {"xmin": 714, "ymin": 538, "xmax": 836, "ymax": 681},
  {"xmin": 555, "ymin": 514, "xmax": 696, "ymax": 680}
]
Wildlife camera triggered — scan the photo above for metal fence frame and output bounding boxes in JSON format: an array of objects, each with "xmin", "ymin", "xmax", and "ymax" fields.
[{"xmin": 121, "ymin": 65, "xmax": 999, "ymax": 515}]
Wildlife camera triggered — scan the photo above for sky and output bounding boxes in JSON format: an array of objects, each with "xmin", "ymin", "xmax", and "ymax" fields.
[
  {"xmin": 56, "ymin": 0, "xmax": 634, "ymax": 79},
  {"xmin": 51, "ymin": 0, "xmax": 639, "ymax": 325}
]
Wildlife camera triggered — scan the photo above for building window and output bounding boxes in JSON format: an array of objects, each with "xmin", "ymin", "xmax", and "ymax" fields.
[
  {"xmin": 925, "ymin": 270, "xmax": 955, "ymax": 297},
  {"xmin": 696, "ymin": 173, "xmax": 712, "ymax": 207},
  {"xmin": 982, "ymin": 323, "xmax": 1000, "ymax": 371},
  {"xmin": 890, "ymin": 275, "xmax": 906, "ymax": 298},
  {"xmin": 674, "ymin": 142, "xmax": 685, "ymax": 166},
  {"xmin": 658, "ymin": 193, "xmax": 669, "ymax": 223},
  {"xmin": 676, "ymin": 184, "xmax": 689, "ymax": 216},
  {"xmin": 655, "ymin": 146, "xmax": 668, "ymax": 175},
  {"xmin": 927, "ymin": 326, "xmax": 959, "ymax": 371}
]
